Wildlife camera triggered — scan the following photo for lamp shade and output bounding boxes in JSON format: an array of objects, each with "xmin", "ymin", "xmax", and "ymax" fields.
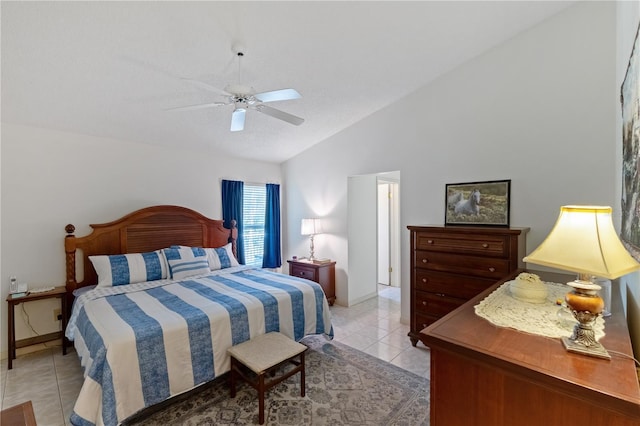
[
  {"xmin": 301, "ymin": 218, "xmax": 320, "ymax": 236},
  {"xmin": 523, "ymin": 206, "xmax": 640, "ymax": 279}
]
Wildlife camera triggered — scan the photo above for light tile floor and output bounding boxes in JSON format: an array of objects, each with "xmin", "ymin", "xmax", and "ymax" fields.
[
  {"xmin": 330, "ymin": 285, "xmax": 431, "ymax": 376},
  {"xmin": 0, "ymin": 284, "xmax": 430, "ymax": 426}
]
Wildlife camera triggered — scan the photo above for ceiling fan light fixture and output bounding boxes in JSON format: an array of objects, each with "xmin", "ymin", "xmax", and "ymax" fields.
[
  {"xmin": 230, "ymin": 107, "xmax": 246, "ymax": 132},
  {"xmin": 225, "ymin": 83, "xmax": 254, "ymax": 97}
]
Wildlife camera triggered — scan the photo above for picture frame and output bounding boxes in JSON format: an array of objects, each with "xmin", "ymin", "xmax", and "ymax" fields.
[
  {"xmin": 445, "ymin": 179, "xmax": 511, "ymax": 227},
  {"xmin": 621, "ymin": 21, "xmax": 640, "ymax": 261}
]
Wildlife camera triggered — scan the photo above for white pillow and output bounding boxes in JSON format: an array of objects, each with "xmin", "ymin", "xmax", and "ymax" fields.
[
  {"xmin": 166, "ymin": 257, "xmax": 211, "ymax": 280},
  {"xmin": 90, "ymin": 251, "xmax": 168, "ymax": 288},
  {"xmin": 73, "ymin": 285, "xmax": 97, "ymax": 297},
  {"xmin": 205, "ymin": 243, "xmax": 240, "ymax": 270}
]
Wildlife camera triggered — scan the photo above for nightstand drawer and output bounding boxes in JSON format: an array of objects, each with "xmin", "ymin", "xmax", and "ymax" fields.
[
  {"xmin": 290, "ymin": 263, "xmax": 317, "ymax": 281},
  {"xmin": 414, "ymin": 250, "xmax": 509, "ymax": 279},
  {"xmin": 414, "ymin": 270, "xmax": 496, "ymax": 300}
]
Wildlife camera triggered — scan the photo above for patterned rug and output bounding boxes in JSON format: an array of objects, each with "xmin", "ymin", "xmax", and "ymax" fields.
[{"xmin": 124, "ymin": 335, "xmax": 430, "ymax": 425}]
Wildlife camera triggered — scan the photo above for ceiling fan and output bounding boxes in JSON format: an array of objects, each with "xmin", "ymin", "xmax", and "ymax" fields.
[{"xmin": 169, "ymin": 50, "xmax": 304, "ymax": 132}]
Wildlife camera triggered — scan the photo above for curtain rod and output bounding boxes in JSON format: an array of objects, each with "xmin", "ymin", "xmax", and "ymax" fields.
[{"xmin": 220, "ymin": 178, "xmax": 281, "ymax": 186}]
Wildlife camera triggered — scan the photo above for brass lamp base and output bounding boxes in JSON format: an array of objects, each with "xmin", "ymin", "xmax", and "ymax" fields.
[
  {"xmin": 308, "ymin": 234, "xmax": 316, "ymax": 261},
  {"xmin": 563, "ymin": 279, "xmax": 611, "ymax": 360},
  {"xmin": 562, "ymin": 336, "xmax": 610, "ymax": 360}
]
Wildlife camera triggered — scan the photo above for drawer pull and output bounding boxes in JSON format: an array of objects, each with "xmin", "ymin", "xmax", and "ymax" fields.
[
  {"xmin": 482, "ymin": 243, "xmax": 489, "ymax": 248},
  {"xmin": 436, "ymin": 293, "xmax": 445, "ymax": 297},
  {"xmin": 422, "ymin": 278, "xmax": 427, "ymax": 283},
  {"xmin": 427, "ymin": 240, "xmax": 434, "ymax": 244},
  {"xmin": 422, "ymin": 259, "xmax": 428, "ymax": 263},
  {"xmin": 422, "ymin": 301, "xmax": 428, "ymax": 306},
  {"xmin": 422, "ymin": 323, "xmax": 428, "ymax": 329},
  {"xmin": 488, "ymin": 267, "xmax": 496, "ymax": 272}
]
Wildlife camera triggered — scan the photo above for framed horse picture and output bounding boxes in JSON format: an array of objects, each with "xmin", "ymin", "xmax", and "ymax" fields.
[
  {"xmin": 621, "ymin": 21, "xmax": 640, "ymax": 261},
  {"xmin": 445, "ymin": 179, "xmax": 511, "ymax": 227}
]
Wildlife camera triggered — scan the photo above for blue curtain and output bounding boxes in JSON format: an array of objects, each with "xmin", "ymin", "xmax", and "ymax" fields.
[
  {"xmin": 221, "ymin": 179, "xmax": 245, "ymax": 264},
  {"xmin": 262, "ymin": 183, "xmax": 282, "ymax": 268}
]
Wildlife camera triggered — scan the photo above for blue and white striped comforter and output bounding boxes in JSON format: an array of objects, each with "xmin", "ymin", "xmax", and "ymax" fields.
[{"xmin": 65, "ymin": 266, "xmax": 333, "ymax": 426}]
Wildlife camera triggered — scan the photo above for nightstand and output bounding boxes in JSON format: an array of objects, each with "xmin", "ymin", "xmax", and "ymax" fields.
[
  {"xmin": 287, "ymin": 259, "xmax": 336, "ymax": 306},
  {"xmin": 6, "ymin": 286, "xmax": 68, "ymax": 369}
]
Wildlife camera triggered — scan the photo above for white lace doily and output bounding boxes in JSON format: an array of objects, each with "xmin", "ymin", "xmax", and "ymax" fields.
[{"xmin": 474, "ymin": 281, "xmax": 605, "ymax": 340}]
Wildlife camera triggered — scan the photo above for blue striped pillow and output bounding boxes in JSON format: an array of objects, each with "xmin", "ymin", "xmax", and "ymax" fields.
[
  {"xmin": 166, "ymin": 257, "xmax": 210, "ymax": 280},
  {"xmin": 205, "ymin": 243, "xmax": 240, "ymax": 270},
  {"xmin": 90, "ymin": 251, "xmax": 168, "ymax": 288},
  {"xmin": 167, "ymin": 246, "xmax": 206, "ymax": 258},
  {"xmin": 162, "ymin": 247, "xmax": 210, "ymax": 278}
]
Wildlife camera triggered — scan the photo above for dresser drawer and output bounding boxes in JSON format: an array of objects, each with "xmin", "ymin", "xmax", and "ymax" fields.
[
  {"xmin": 413, "ymin": 290, "xmax": 466, "ymax": 317},
  {"xmin": 414, "ymin": 312, "xmax": 441, "ymax": 332},
  {"xmin": 414, "ymin": 250, "xmax": 510, "ymax": 279},
  {"xmin": 415, "ymin": 232, "xmax": 509, "ymax": 257},
  {"xmin": 414, "ymin": 270, "xmax": 496, "ymax": 300},
  {"xmin": 289, "ymin": 263, "xmax": 317, "ymax": 281}
]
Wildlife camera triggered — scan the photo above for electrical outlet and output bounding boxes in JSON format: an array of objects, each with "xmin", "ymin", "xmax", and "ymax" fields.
[{"xmin": 53, "ymin": 308, "xmax": 61, "ymax": 321}]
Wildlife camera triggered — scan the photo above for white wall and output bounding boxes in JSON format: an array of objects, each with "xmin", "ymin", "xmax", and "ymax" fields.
[
  {"xmin": 616, "ymin": 0, "xmax": 640, "ymax": 355},
  {"xmin": 347, "ymin": 174, "xmax": 378, "ymax": 305},
  {"xmin": 0, "ymin": 123, "xmax": 281, "ymax": 357},
  {"xmin": 283, "ymin": 2, "xmax": 617, "ymax": 326}
]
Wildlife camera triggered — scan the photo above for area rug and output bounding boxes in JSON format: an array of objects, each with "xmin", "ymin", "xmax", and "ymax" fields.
[{"xmin": 124, "ymin": 335, "xmax": 430, "ymax": 425}]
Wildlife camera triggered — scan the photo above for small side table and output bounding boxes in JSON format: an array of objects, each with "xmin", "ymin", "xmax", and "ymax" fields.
[
  {"xmin": 287, "ymin": 259, "xmax": 336, "ymax": 306},
  {"xmin": 1, "ymin": 401, "xmax": 36, "ymax": 426},
  {"xmin": 6, "ymin": 286, "xmax": 67, "ymax": 369}
]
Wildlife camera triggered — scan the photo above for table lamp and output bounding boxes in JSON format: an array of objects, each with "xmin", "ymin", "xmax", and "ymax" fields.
[
  {"xmin": 301, "ymin": 218, "xmax": 320, "ymax": 261},
  {"xmin": 523, "ymin": 205, "xmax": 640, "ymax": 359}
]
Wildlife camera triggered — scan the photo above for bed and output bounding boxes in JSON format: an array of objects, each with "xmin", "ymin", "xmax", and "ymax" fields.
[{"xmin": 63, "ymin": 205, "xmax": 333, "ymax": 426}]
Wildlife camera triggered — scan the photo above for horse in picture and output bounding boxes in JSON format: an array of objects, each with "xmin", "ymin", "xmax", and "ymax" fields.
[
  {"xmin": 447, "ymin": 191, "xmax": 463, "ymax": 209},
  {"xmin": 454, "ymin": 189, "xmax": 481, "ymax": 215}
]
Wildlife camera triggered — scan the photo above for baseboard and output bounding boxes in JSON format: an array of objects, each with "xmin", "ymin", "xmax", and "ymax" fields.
[{"xmin": 347, "ymin": 291, "xmax": 377, "ymax": 306}]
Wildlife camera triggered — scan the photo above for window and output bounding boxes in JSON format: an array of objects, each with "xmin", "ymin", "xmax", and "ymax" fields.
[{"xmin": 243, "ymin": 184, "xmax": 266, "ymax": 267}]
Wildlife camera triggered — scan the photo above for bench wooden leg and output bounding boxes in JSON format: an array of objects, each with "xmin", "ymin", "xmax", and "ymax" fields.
[
  {"xmin": 258, "ymin": 372, "xmax": 266, "ymax": 425},
  {"xmin": 230, "ymin": 357, "xmax": 237, "ymax": 398},
  {"xmin": 300, "ymin": 351, "xmax": 305, "ymax": 397}
]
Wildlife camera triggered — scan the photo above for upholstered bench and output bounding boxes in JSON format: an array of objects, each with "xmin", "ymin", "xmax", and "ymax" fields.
[{"xmin": 227, "ymin": 332, "xmax": 307, "ymax": 425}]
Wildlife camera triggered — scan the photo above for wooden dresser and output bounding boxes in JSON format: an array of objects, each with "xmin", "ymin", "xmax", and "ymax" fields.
[
  {"xmin": 421, "ymin": 272, "xmax": 640, "ymax": 425},
  {"xmin": 407, "ymin": 225, "xmax": 527, "ymax": 346}
]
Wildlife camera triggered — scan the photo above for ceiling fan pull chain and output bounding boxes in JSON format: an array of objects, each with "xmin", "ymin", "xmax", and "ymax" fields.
[{"xmin": 237, "ymin": 51, "xmax": 244, "ymax": 84}]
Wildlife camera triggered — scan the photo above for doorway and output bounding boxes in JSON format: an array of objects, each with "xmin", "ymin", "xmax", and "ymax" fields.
[
  {"xmin": 377, "ymin": 179, "xmax": 400, "ymax": 287},
  {"xmin": 347, "ymin": 171, "xmax": 401, "ymax": 306}
]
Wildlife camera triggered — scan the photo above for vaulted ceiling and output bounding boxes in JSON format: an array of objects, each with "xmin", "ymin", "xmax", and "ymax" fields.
[{"xmin": 1, "ymin": 1, "xmax": 574, "ymax": 163}]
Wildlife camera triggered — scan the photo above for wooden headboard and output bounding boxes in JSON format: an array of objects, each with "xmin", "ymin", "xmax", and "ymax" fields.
[{"xmin": 64, "ymin": 205, "xmax": 237, "ymax": 311}]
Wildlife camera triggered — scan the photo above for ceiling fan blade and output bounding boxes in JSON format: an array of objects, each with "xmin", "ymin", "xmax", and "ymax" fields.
[
  {"xmin": 256, "ymin": 104, "xmax": 304, "ymax": 126},
  {"xmin": 182, "ymin": 78, "xmax": 229, "ymax": 96},
  {"xmin": 230, "ymin": 108, "xmax": 246, "ymax": 132},
  {"xmin": 254, "ymin": 88, "xmax": 301, "ymax": 103},
  {"xmin": 166, "ymin": 101, "xmax": 228, "ymax": 112}
]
